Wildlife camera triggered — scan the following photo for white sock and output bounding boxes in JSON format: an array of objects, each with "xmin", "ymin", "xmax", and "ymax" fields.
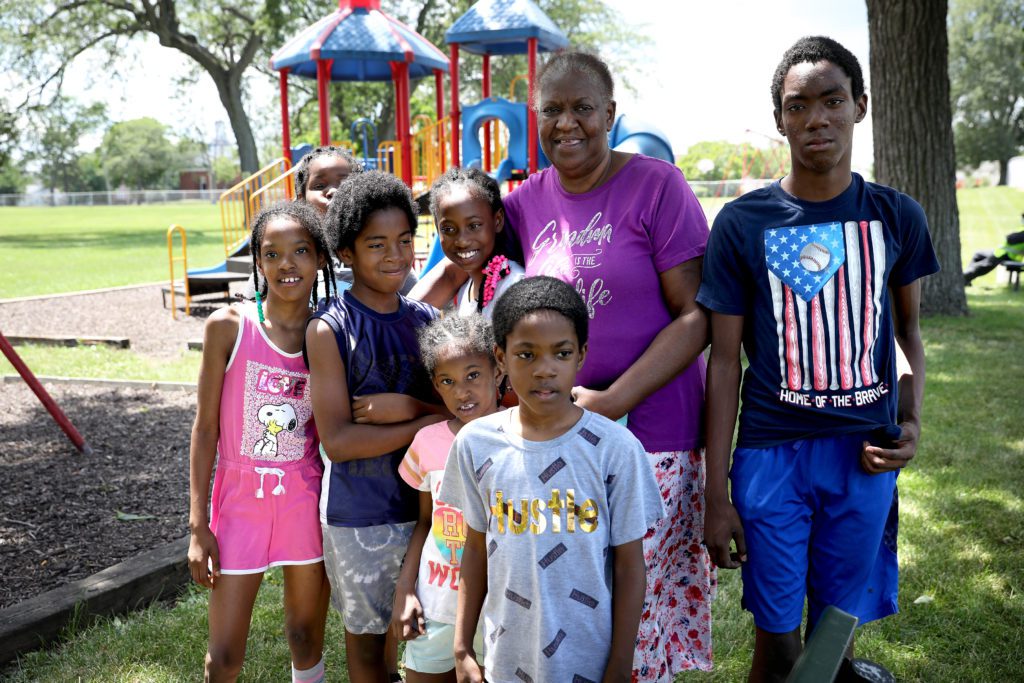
[{"xmin": 292, "ymin": 656, "xmax": 325, "ymax": 683}]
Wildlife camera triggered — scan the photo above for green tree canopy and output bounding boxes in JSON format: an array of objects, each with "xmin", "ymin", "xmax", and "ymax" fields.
[
  {"xmin": 948, "ymin": 0, "xmax": 1024, "ymax": 185},
  {"xmin": 676, "ymin": 140, "xmax": 790, "ymax": 181},
  {"xmin": 2, "ymin": 0, "xmax": 642, "ymax": 175},
  {"xmin": 102, "ymin": 118, "xmax": 174, "ymax": 189},
  {"xmin": 31, "ymin": 96, "xmax": 107, "ymax": 193},
  {"xmin": 1, "ymin": 0, "xmax": 276, "ymax": 173},
  {"xmin": 285, "ymin": 0, "xmax": 647, "ymax": 154}
]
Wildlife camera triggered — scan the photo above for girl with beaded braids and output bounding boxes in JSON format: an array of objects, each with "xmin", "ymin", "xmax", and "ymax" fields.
[
  {"xmin": 188, "ymin": 200, "xmax": 335, "ymax": 683},
  {"xmin": 391, "ymin": 314, "xmax": 501, "ymax": 682},
  {"xmin": 429, "ymin": 166, "xmax": 524, "ymax": 317}
]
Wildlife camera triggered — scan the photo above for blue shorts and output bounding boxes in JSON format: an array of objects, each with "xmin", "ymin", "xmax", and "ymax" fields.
[{"xmin": 730, "ymin": 434, "xmax": 899, "ymax": 633}]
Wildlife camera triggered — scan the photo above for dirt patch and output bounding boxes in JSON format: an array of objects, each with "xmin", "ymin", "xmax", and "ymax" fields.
[
  {"xmin": 0, "ymin": 285, "xmax": 211, "ymax": 359},
  {"xmin": 0, "ymin": 381, "xmax": 194, "ymax": 610},
  {"xmin": 0, "ymin": 285, "xmax": 236, "ymax": 611}
]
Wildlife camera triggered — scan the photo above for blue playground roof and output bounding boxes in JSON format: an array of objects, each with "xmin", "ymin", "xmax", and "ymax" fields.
[
  {"xmin": 445, "ymin": 0, "xmax": 570, "ymax": 55},
  {"xmin": 271, "ymin": 4, "xmax": 449, "ymax": 81}
]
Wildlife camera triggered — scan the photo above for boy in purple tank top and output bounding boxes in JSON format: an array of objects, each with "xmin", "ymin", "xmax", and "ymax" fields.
[{"xmin": 304, "ymin": 171, "xmax": 447, "ymax": 682}]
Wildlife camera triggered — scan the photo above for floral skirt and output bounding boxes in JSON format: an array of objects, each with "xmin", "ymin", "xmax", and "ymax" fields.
[{"xmin": 633, "ymin": 449, "xmax": 716, "ymax": 682}]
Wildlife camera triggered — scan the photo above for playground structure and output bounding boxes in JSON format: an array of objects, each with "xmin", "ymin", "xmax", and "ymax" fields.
[{"xmin": 166, "ymin": 0, "xmax": 677, "ymax": 316}]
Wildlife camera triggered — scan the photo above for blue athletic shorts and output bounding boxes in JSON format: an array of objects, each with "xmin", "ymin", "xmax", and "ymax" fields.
[{"xmin": 730, "ymin": 433, "xmax": 900, "ymax": 633}]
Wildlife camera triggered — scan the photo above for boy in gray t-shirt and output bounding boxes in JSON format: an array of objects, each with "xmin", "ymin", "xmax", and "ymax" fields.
[{"xmin": 440, "ymin": 277, "xmax": 664, "ymax": 683}]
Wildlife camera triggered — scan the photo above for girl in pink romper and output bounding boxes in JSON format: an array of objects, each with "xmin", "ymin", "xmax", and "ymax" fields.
[{"xmin": 188, "ymin": 201, "xmax": 336, "ymax": 683}]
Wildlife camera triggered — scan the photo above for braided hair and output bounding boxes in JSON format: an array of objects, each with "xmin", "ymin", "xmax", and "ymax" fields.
[
  {"xmin": 250, "ymin": 200, "xmax": 336, "ymax": 307},
  {"xmin": 417, "ymin": 313, "xmax": 496, "ymax": 377}
]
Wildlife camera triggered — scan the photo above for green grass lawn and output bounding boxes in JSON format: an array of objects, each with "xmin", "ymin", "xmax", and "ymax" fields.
[
  {"xmin": 0, "ymin": 344, "xmax": 202, "ymax": 382},
  {"xmin": 0, "ymin": 203, "xmax": 225, "ymax": 298},
  {"xmin": 8, "ymin": 288, "xmax": 1022, "ymax": 682},
  {"xmin": 3, "ymin": 186, "xmax": 1023, "ymax": 682}
]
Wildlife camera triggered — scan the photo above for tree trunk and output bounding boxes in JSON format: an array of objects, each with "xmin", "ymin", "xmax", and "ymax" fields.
[
  {"xmin": 210, "ymin": 70, "xmax": 260, "ymax": 174},
  {"xmin": 999, "ymin": 158, "xmax": 1009, "ymax": 186},
  {"xmin": 867, "ymin": 0, "xmax": 967, "ymax": 316}
]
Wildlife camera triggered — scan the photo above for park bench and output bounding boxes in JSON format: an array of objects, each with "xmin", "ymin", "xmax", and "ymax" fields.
[{"xmin": 1004, "ymin": 261, "xmax": 1023, "ymax": 291}]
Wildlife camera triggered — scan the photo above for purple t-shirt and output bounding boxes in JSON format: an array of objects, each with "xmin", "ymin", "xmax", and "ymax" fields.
[{"xmin": 503, "ymin": 155, "xmax": 709, "ymax": 452}]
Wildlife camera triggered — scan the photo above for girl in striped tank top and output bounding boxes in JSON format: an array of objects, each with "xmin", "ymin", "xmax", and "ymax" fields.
[{"xmin": 188, "ymin": 201, "xmax": 336, "ymax": 683}]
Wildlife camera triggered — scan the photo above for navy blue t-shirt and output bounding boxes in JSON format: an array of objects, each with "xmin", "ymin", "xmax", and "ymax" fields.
[
  {"xmin": 697, "ymin": 174, "xmax": 939, "ymax": 447},
  {"xmin": 309, "ymin": 290, "xmax": 437, "ymax": 526}
]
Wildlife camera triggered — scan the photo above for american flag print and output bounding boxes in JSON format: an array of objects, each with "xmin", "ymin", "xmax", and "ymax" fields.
[{"xmin": 764, "ymin": 220, "xmax": 887, "ymax": 392}]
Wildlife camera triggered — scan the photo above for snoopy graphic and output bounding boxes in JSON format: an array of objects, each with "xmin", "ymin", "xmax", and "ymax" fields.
[{"xmin": 253, "ymin": 403, "xmax": 297, "ymax": 458}]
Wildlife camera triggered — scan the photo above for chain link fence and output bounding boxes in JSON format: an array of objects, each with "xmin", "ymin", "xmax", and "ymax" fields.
[{"xmin": 0, "ymin": 189, "xmax": 221, "ymax": 207}]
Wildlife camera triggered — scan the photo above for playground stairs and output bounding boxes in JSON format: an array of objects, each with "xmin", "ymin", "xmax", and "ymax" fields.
[{"xmin": 174, "ymin": 248, "xmax": 251, "ymax": 305}]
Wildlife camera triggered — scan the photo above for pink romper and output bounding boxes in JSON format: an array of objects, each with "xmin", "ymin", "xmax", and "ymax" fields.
[{"xmin": 209, "ymin": 303, "xmax": 323, "ymax": 574}]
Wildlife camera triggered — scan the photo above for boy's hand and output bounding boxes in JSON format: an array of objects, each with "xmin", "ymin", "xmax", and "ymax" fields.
[
  {"xmin": 704, "ymin": 497, "xmax": 747, "ymax": 569},
  {"xmin": 187, "ymin": 526, "xmax": 220, "ymax": 589},
  {"xmin": 352, "ymin": 393, "xmax": 419, "ymax": 424},
  {"xmin": 392, "ymin": 589, "xmax": 426, "ymax": 640},
  {"xmin": 861, "ymin": 421, "xmax": 920, "ymax": 474},
  {"xmin": 455, "ymin": 651, "xmax": 484, "ymax": 683}
]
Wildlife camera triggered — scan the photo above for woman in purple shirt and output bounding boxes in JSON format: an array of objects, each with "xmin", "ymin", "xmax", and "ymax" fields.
[{"xmin": 414, "ymin": 51, "xmax": 714, "ymax": 680}]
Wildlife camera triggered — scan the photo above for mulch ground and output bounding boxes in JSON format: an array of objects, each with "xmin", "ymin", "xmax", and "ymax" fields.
[{"xmin": 0, "ymin": 285, "xmax": 211, "ymax": 610}]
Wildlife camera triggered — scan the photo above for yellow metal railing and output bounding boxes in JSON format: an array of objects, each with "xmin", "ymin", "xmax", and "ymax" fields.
[
  {"xmin": 167, "ymin": 224, "xmax": 190, "ymax": 319},
  {"xmin": 248, "ymin": 165, "xmax": 298, "ymax": 220},
  {"xmin": 414, "ymin": 214, "xmax": 437, "ymax": 272},
  {"xmin": 411, "ymin": 116, "xmax": 451, "ymax": 195},
  {"xmin": 377, "ymin": 140, "xmax": 402, "ymax": 180},
  {"xmin": 217, "ymin": 157, "xmax": 292, "ymax": 258},
  {"xmin": 509, "ymin": 74, "xmax": 528, "ymax": 102}
]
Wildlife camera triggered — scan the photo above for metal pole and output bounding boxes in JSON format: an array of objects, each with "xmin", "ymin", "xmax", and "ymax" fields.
[
  {"xmin": 0, "ymin": 332, "xmax": 92, "ymax": 455},
  {"xmin": 450, "ymin": 43, "xmax": 460, "ymax": 168},
  {"xmin": 527, "ymin": 38, "xmax": 538, "ymax": 174},
  {"xmin": 483, "ymin": 54, "xmax": 492, "ymax": 172},
  {"xmin": 317, "ymin": 59, "xmax": 331, "ymax": 145},
  {"xmin": 280, "ymin": 69, "xmax": 292, "ymax": 161}
]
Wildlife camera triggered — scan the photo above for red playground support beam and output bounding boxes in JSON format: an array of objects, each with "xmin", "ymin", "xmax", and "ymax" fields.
[
  {"xmin": 527, "ymin": 37, "xmax": 538, "ymax": 174},
  {"xmin": 482, "ymin": 54, "xmax": 492, "ymax": 172},
  {"xmin": 0, "ymin": 331, "xmax": 91, "ymax": 455},
  {"xmin": 317, "ymin": 59, "xmax": 331, "ymax": 145},
  {"xmin": 449, "ymin": 43, "xmax": 461, "ymax": 168},
  {"xmin": 434, "ymin": 69, "xmax": 445, "ymax": 121},
  {"xmin": 395, "ymin": 61, "xmax": 413, "ymax": 187},
  {"xmin": 279, "ymin": 69, "xmax": 291, "ymax": 162}
]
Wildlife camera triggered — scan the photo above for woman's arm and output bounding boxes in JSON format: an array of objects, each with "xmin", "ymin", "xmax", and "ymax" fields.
[
  {"xmin": 305, "ymin": 318, "xmax": 444, "ymax": 461},
  {"xmin": 454, "ymin": 526, "xmax": 487, "ymax": 683},
  {"xmin": 187, "ymin": 308, "xmax": 238, "ymax": 588},
  {"xmin": 409, "ymin": 257, "xmax": 469, "ymax": 309},
  {"xmin": 603, "ymin": 539, "xmax": 646, "ymax": 683},
  {"xmin": 573, "ymin": 257, "xmax": 709, "ymax": 419},
  {"xmin": 392, "ymin": 491, "xmax": 433, "ymax": 640}
]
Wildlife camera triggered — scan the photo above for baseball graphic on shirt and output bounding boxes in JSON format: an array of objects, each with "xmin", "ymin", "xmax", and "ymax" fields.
[{"xmin": 799, "ymin": 242, "xmax": 832, "ymax": 272}]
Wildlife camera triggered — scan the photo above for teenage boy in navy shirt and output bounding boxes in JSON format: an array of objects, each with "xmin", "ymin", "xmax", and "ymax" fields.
[{"xmin": 698, "ymin": 36, "xmax": 939, "ymax": 682}]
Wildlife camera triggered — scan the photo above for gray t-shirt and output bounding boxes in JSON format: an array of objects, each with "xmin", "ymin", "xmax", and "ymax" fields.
[{"xmin": 440, "ymin": 409, "xmax": 664, "ymax": 683}]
